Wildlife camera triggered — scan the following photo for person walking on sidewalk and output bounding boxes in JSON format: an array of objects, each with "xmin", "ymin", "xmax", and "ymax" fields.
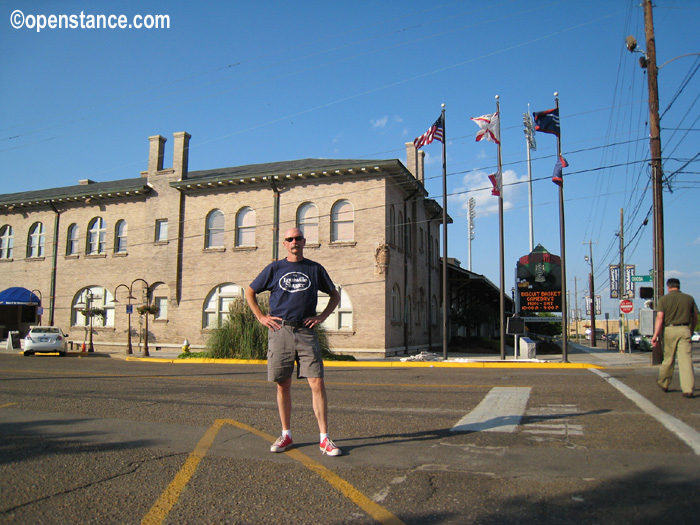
[
  {"xmin": 245, "ymin": 227, "xmax": 342, "ymax": 455},
  {"xmin": 652, "ymin": 278, "xmax": 699, "ymax": 398}
]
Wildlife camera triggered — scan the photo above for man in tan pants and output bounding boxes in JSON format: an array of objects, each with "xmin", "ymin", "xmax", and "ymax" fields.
[{"xmin": 652, "ymin": 278, "xmax": 699, "ymax": 398}]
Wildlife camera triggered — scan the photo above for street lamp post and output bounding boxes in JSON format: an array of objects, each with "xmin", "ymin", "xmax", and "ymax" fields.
[
  {"xmin": 131, "ymin": 278, "xmax": 151, "ymax": 357},
  {"xmin": 114, "ymin": 284, "xmax": 135, "ymax": 355},
  {"xmin": 30, "ymin": 289, "xmax": 42, "ymax": 325}
]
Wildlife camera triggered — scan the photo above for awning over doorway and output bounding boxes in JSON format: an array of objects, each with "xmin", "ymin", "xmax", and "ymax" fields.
[{"xmin": 0, "ymin": 287, "xmax": 41, "ymax": 305}]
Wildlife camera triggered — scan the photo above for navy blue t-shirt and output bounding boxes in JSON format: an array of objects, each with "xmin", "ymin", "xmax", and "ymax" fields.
[{"xmin": 249, "ymin": 258, "xmax": 336, "ymax": 322}]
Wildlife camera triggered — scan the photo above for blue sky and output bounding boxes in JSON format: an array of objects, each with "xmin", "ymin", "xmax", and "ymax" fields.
[{"xmin": 2, "ymin": 0, "xmax": 699, "ymax": 321}]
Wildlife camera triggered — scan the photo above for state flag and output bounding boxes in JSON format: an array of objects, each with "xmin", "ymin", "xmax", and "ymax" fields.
[{"xmin": 471, "ymin": 112, "xmax": 500, "ymax": 144}]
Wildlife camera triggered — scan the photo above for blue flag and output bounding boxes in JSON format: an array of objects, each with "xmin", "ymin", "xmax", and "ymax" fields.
[
  {"xmin": 533, "ymin": 108, "xmax": 560, "ymax": 136},
  {"xmin": 552, "ymin": 155, "xmax": 568, "ymax": 186}
]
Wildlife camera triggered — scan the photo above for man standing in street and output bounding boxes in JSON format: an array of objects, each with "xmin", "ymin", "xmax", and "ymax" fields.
[
  {"xmin": 245, "ymin": 227, "xmax": 342, "ymax": 455},
  {"xmin": 652, "ymin": 278, "xmax": 699, "ymax": 398}
]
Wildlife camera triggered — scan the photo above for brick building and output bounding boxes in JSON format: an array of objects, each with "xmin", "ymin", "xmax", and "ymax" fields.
[{"xmin": 0, "ymin": 132, "xmax": 448, "ymax": 357}]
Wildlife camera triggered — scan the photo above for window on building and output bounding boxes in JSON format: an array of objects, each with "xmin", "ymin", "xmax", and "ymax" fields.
[
  {"xmin": 72, "ymin": 286, "xmax": 115, "ymax": 327},
  {"xmin": 391, "ymin": 284, "xmax": 401, "ymax": 322},
  {"xmin": 87, "ymin": 217, "xmax": 106, "ymax": 254},
  {"xmin": 66, "ymin": 224, "xmax": 78, "ymax": 256},
  {"xmin": 203, "ymin": 283, "xmax": 243, "ymax": 328},
  {"xmin": 331, "ymin": 200, "xmax": 354, "ymax": 242},
  {"xmin": 0, "ymin": 225, "xmax": 13, "ymax": 259},
  {"xmin": 397, "ymin": 212, "xmax": 404, "ymax": 250},
  {"xmin": 155, "ymin": 219, "xmax": 168, "ymax": 243},
  {"xmin": 405, "ymin": 217, "xmax": 412, "ymax": 255},
  {"xmin": 27, "ymin": 222, "xmax": 45, "ymax": 258},
  {"xmin": 297, "ymin": 203, "xmax": 319, "ymax": 244},
  {"xmin": 389, "ymin": 206, "xmax": 395, "ymax": 245},
  {"xmin": 205, "ymin": 209, "xmax": 225, "ymax": 249},
  {"xmin": 419, "ymin": 227, "xmax": 424, "ymax": 253},
  {"xmin": 419, "ymin": 288, "xmax": 427, "ymax": 329},
  {"xmin": 114, "ymin": 220, "xmax": 127, "ymax": 253},
  {"xmin": 235, "ymin": 207, "xmax": 255, "ymax": 247},
  {"xmin": 154, "ymin": 296, "xmax": 168, "ymax": 320},
  {"xmin": 319, "ymin": 287, "xmax": 353, "ymax": 331},
  {"xmin": 405, "ymin": 294, "xmax": 412, "ymax": 328}
]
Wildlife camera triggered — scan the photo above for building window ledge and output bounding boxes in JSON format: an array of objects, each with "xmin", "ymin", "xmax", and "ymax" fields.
[
  {"xmin": 329, "ymin": 241, "xmax": 357, "ymax": 248},
  {"xmin": 203, "ymin": 247, "xmax": 226, "ymax": 253},
  {"xmin": 85, "ymin": 253, "xmax": 107, "ymax": 259},
  {"xmin": 232, "ymin": 246, "xmax": 257, "ymax": 252},
  {"xmin": 113, "ymin": 252, "xmax": 128, "ymax": 257}
]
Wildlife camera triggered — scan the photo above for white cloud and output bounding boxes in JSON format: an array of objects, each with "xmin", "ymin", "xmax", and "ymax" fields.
[
  {"xmin": 372, "ymin": 116, "xmax": 389, "ymax": 128},
  {"xmin": 450, "ymin": 169, "xmax": 527, "ymax": 217}
]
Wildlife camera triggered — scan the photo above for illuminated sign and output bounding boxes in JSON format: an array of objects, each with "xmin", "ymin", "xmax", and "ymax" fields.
[{"xmin": 515, "ymin": 244, "xmax": 562, "ymax": 314}]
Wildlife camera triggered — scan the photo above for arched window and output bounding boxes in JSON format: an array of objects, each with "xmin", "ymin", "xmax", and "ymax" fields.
[
  {"xmin": 0, "ymin": 225, "xmax": 13, "ymax": 259},
  {"xmin": 397, "ymin": 212, "xmax": 404, "ymax": 250},
  {"xmin": 27, "ymin": 222, "xmax": 45, "ymax": 258},
  {"xmin": 203, "ymin": 283, "xmax": 244, "ymax": 328},
  {"xmin": 235, "ymin": 207, "xmax": 256, "ymax": 247},
  {"xmin": 114, "ymin": 220, "xmax": 127, "ymax": 253},
  {"xmin": 419, "ymin": 288, "xmax": 427, "ymax": 329},
  {"xmin": 405, "ymin": 217, "xmax": 412, "ymax": 255},
  {"xmin": 87, "ymin": 217, "xmax": 106, "ymax": 254},
  {"xmin": 391, "ymin": 284, "xmax": 401, "ymax": 322},
  {"xmin": 405, "ymin": 294, "xmax": 412, "ymax": 328},
  {"xmin": 319, "ymin": 287, "xmax": 353, "ymax": 331},
  {"xmin": 331, "ymin": 200, "xmax": 354, "ymax": 242},
  {"xmin": 66, "ymin": 224, "xmax": 79, "ymax": 256},
  {"xmin": 72, "ymin": 286, "xmax": 115, "ymax": 327},
  {"xmin": 388, "ymin": 205, "xmax": 395, "ymax": 245},
  {"xmin": 205, "ymin": 209, "xmax": 225, "ymax": 248},
  {"xmin": 297, "ymin": 203, "xmax": 319, "ymax": 244}
]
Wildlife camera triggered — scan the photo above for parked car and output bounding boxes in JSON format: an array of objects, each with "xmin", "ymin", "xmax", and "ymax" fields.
[
  {"xmin": 585, "ymin": 328, "xmax": 605, "ymax": 340},
  {"xmin": 627, "ymin": 329, "xmax": 643, "ymax": 350},
  {"xmin": 605, "ymin": 333, "xmax": 619, "ymax": 348},
  {"xmin": 23, "ymin": 326, "xmax": 69, "ymax": 356},
  {"xmin": 692, "ymin": 332, "xmax": 700, "ymax": 343}
]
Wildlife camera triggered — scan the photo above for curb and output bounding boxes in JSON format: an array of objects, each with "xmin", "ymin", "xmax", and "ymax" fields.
[{"xmin": 123, "ymin": 355, "xmax": 602, "ymax": 369}]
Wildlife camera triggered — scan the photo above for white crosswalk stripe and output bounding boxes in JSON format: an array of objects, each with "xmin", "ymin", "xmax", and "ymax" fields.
[{"xmin": 451, "ymin": 387, "xmax": 531, "ymax": 433}]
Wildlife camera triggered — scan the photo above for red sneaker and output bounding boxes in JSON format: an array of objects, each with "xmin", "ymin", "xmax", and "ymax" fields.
[
  {"xmin": 320, "ymin": 437, "xmax": 341, "ymax": 456},
  {"xmin": 270, "ymin": 435, "xmax": 293, "ymax": 453}
]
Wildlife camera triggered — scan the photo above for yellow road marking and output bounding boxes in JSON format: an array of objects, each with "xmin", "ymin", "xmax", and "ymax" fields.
[
  {"xmin": 142, "ymin": 418, "xmax": 404, "ymax": 525},
  {"xmin": 0, "ymin": 402, "xmax": 17, "ymax": 408}
]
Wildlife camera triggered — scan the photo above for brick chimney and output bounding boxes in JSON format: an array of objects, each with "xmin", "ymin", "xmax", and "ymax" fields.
[
  {"xmin": 147, "ymin": 135, "xmax": 166, "ymax": 176},
  {"xmin": 405, "ymin": 142, "xmax": 425, "ymax": 184},
  {"xmin": 173, "ymin": 131, "xmax": 191, "ymax": 180}
]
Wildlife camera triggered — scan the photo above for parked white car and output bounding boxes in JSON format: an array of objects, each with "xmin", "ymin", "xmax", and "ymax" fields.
[
  {"xmin": 692, "ymin": 331, "xmax": 700, "ymax": 343},
  {"xmin": 23, "ymin": 326, "xmax": 69, "ymax": 356}
]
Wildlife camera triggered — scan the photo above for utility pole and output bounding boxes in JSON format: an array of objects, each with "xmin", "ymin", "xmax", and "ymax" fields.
[
  {"xmin": 643, "ymin": 0, "xmax": 665, "ymax": 308},
  {"xmin": 618, "ymin": 208, "xmax": 626, "ymax": 353},
  {"xmin": 584, "ymin": 241, "xmax": 597, "ymax": 348}
]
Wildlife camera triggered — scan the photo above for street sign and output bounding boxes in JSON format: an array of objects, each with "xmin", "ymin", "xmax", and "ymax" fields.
[
  {"xmin": 620, "ymin": 299, "xmax": 634, "ymax": 314},
  {"xmin": 631, "ymin": 275, "xmax": 652, "ymax": 283}
]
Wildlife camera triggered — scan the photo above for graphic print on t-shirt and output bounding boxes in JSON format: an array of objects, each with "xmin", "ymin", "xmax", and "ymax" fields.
[{"xmin": 279, "ymin": 272, "xmax": 311, "ymax": 293}]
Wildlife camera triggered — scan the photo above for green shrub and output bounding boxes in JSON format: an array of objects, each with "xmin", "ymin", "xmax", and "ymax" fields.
[{"xmin": 205, "ymin": 296, "xmax": 347, "ymax": 360}]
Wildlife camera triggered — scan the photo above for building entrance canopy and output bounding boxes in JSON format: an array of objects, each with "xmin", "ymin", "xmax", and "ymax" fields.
[{"xmin": 0, "ymin": 287, "xmax": 41, "ymax": 305}]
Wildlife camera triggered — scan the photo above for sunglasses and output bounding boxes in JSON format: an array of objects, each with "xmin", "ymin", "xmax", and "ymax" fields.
[{"xmin": 284, "ymin": 235, "xmax": 304, "ymax": 242}]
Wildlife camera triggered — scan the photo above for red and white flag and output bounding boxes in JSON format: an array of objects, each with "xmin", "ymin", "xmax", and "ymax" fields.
[{"xmin": 471, "ymin": 112, "xmax": 500, "ymax": 144}]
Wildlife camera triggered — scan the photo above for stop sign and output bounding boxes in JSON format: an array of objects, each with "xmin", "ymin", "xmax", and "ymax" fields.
[{"xmin": 620, "ymin": 299, "xmax": 634, "ymax": 314}]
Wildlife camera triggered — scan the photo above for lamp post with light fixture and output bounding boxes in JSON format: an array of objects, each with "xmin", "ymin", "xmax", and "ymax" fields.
[{"xmin": 113, "ymin": 284, "xmax": 135, "ymax": 354}]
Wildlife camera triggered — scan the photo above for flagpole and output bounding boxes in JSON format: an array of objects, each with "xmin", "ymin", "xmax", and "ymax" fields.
[
  {"xmin": 555, "ymin": 92, "xmax": 569, "ymax": 362},
  {"xmin": 496, "ymin": 96, "xmax": 506, "ymax": 360},
  {"xmin": 440, "ymin": 104, "xmax": 449, "ymax": 361}
]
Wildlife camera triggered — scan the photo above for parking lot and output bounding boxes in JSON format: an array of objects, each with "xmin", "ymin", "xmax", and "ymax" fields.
[{"xmin": 1, "ymin": 345, "xmax": 699, "ymax": 524}]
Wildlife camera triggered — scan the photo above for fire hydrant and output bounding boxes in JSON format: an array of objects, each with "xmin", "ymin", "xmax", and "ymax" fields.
[{"xmin": 182, "ymin": 338, "xmax": 190, "ymax": 354}]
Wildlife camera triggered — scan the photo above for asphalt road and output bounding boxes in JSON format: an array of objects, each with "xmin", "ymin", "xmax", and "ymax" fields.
[{"xmin": 1, "ymin": 350, "xmax": 699, "ymax": 524}]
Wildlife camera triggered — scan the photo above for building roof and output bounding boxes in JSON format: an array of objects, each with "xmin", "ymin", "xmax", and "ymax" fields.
[
  {"xmin": 0, "ymin": 177, "xmax": 151, "ymax": 211},
  {"xmin": 170, "ymin": 157, "xmax": 431, "ymax": 200}
]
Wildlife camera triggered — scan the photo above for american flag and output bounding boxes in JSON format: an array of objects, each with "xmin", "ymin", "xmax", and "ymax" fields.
[{"xmin": 414, "ymin": 114, "xmax": 444, "ymax": 149}]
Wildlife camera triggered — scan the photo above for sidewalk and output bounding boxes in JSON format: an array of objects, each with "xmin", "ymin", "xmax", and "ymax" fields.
[{"xmin": 1, "ymin": 338, "xmax": 656, "ymax": 369}]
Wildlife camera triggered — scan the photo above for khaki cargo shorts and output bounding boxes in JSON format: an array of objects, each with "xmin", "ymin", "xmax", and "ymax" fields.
[{"xmin": 267, "ymin": 325, "xmax": 324, "ymax": 382}]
